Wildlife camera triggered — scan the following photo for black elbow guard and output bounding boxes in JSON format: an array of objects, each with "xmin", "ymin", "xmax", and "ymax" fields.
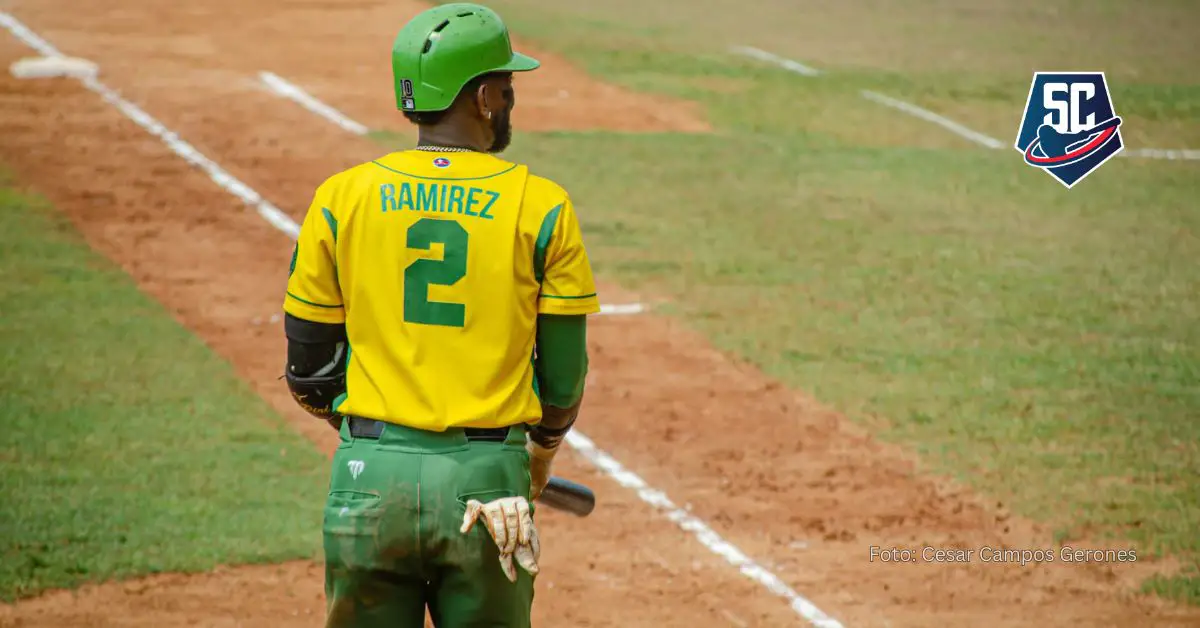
[
  {"xmin": 284, "ymin": 314, "xmax": 348, "ymax": 421},
  {"xmin": 285, "ymin": 369, "xmax": 346, "ymax": 420}
]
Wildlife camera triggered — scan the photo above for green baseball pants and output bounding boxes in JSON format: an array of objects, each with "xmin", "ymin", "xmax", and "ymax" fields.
[{"xmin": 323, "ymin": 419, "xmax": 535, "ymax": 627}]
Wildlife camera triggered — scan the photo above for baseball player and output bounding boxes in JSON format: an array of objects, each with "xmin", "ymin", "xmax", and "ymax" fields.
[{"xmin": 280, "ymin": 4, "xmax": 599, "ymax": 626}]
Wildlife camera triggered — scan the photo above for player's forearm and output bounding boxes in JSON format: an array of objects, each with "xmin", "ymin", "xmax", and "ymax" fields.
[{"xmin": 532, "ymin": 314, "xmax": 588, "ymax": 446}]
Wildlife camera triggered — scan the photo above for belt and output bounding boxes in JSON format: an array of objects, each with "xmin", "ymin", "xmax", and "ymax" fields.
[{"xmin": 346, "ymin": 416, "xmax": 515, "ymax": 442}]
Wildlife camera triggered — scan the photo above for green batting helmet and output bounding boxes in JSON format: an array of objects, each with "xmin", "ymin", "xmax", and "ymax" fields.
[{"xmin": 392, "ymin": 3, "xmax": 539, "ymax": 113}]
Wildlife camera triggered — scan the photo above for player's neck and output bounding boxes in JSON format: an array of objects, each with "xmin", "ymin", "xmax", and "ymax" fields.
[{"xmin": 416, "ymin": 125, "xmax": 488, "ymax": 153}]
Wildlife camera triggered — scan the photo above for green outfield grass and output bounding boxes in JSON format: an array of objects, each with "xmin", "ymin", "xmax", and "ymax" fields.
[
  {"xmin": 411, "ymin": 0, "xmax": 1200, "ymax": 603},
  {"xmin": 0, "ymin": 176, "xmax": 328, "ymax": 601}
]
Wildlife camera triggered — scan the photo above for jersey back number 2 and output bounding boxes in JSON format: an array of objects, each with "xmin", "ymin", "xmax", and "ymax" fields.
[{"xmin": 404, "ymin": 218, "xmax": 468, "ymax": 327}]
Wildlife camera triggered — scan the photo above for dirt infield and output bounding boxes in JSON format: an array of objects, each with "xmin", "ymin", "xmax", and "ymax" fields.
[
  {"xmin": 6, "ymin": 0, "xmax": 707, "ymax": 135},
  {"xmin": 1, "ymin": 0, "xmax": 1197, "ymax": 626}
]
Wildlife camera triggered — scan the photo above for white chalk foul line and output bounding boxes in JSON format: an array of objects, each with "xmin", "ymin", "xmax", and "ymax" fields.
[
  {"xmin": 858, "ymin": 89, "xmax": 1006, "ymax": 150},
  {"xmin": 862, "ymin": 90, "xmax": 1200, "ymax": 159},
  {"xmin": 731, "ymin": 45, "xmax": 821, "ymax": 77},
  {"xmin": 1, "ymin": 12, "xmax": 833, "ymax": 626},
  {"xmin": 0, "ymin": 12, "xmax": 54, "ymax": 56},
  {"xmin": 859, "ymin": 89, "xmax": 1200, "ymax": 160},
  {"xmin": 566, "ymin": 432, "xmax": 844, "ymax": 628},
  {"xmin": 735, "ymin": 44, "xmax": 1199, "ymax": 160},
  {"xmin": 0, "ymin": 13, "xmax": 299, "ymax": 239},
  {"xmin": 259, "ymin": 71, "xmax": 369, "ymax": 136},
  {"xmin": 731, "ymin": 44, "xmax": 998, "ymax": 148},
  {"xmin": 1122, "ymin": 148, "xmax": 1200, "ymax": 161}
]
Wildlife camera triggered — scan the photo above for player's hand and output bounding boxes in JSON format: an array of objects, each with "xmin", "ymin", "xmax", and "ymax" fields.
[
  {"xmin": 526, "ymin": 440, "xmax": 558, "ymax": 500},
  {"xmin": 460, "ymin": 496, "xmax": 540, "ymax": 582}
]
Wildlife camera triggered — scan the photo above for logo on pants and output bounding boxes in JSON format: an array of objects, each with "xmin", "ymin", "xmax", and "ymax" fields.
[{"xmin": 347, "ymin": 460, "xmax": 365, "ymax": 480}]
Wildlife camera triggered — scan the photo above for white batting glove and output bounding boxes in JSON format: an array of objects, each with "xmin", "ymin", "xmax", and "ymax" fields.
[{"xmin": 460, "ymin": 496, "xmax": 541, "ymax": 582}]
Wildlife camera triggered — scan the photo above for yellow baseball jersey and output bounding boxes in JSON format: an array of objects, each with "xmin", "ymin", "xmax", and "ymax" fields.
[{"xmin": 284, "ymin": 150, "xmax": 600, "ymax": 431}]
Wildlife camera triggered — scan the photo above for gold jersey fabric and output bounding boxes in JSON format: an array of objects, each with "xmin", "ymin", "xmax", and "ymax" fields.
[{"xmin": 284, "ymin": 150, "xmax": 600, "ymax": 431}]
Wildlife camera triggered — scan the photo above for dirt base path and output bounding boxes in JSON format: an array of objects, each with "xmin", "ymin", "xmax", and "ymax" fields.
[
  {"xmin": 9, "ymin": 0, "xmax": 707, "ymax": 135},
  {"xmin": 1, "ymin": 1, "xmax": 1197, "ymax": 626}
]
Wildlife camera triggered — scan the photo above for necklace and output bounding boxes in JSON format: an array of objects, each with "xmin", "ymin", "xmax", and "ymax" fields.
[{"xmin": 414, "ymin": 145, "xmax": 476, "ymax": 153}]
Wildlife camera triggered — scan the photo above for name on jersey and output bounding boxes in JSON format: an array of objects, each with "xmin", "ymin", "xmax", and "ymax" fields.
[{"xmin": 380, "ymin": 182, "xmax": 499, "ymax": 220}]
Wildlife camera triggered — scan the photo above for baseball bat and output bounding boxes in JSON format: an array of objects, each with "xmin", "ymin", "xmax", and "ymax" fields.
[{"xmin": 538, "ymin": 476, "xmax": 595, "ymax": 517}]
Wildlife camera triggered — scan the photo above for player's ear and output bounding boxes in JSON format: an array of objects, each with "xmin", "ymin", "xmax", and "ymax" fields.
[
  {"xmin": 474, "ymin": 82, "xmax": 495, "ymax": 122},
  {"xmin": 478, "ymin": 82, "xmax": 501, "ymax": 121}
]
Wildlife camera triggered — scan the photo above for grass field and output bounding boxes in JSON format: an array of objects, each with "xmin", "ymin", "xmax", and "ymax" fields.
[
  {"xmin": 0, "ymin": 176, "xmax": 328, "ymax": 601},
  {"xmin": 1, "ymin": 0, "xmax": 1196, "ymax": 616},
  {"xmin": 418, "ymin": 0, "xmax": 1200, "ymax": 603}
]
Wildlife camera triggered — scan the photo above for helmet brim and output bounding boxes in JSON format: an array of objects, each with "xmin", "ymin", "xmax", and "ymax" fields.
[{"xmin": 500, "ymin": 51, "xmax": 540, "ymax": 73}]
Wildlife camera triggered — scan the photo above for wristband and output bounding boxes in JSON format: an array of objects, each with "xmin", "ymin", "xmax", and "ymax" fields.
[{"xmin": 528, "ymin": 421, "xmax": 573, "ymax": 449}]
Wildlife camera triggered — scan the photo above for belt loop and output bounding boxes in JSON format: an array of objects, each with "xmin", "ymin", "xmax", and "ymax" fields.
[{"xmin": 505, "ymin": 424, "xmax": 527, "ymax": 446}]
